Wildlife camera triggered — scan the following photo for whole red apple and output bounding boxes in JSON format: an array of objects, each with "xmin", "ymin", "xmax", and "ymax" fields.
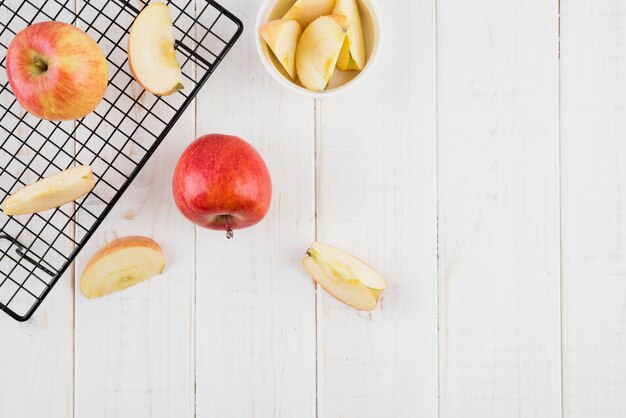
[
  {"xmin": 172, "ymin": 134, "xmax": 272, "ymax": 238},
  {"xmin": 6, "ymin": 21, "xmax": 108, "ymax": 121}
]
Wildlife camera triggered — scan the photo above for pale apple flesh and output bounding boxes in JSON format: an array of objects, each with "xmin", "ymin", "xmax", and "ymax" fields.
[
  {"xmin": 128, "ymin": 2, "xmax": 184, "ymax": 96},
  {"xmin": 259, "ymin": 19, "xmax": 302, "ymax": 80},
  {"xmin": 282, "ymin": 0, "xmax": 336, "ymax": 29},
  {"xmin": 302, "ymin": 241, "xmax": 387, "ymax": 311},
  {"xmin": 333, "ymin": 0, "xmax": 366, "ymax": 70},
  {"xmin": 6, "ymin": 21, "xmax": 108, "ymax": 121},
  {"xmin": 295, "ymin": 15, "xmax": 348, "ymax": 91},
  {"xmin": 80, "ymin": 236, "xmax": 165, "ymax": 299},
  {"xmin": 2, "ymin": 165, "xmax": 95, "ymax": 216}
]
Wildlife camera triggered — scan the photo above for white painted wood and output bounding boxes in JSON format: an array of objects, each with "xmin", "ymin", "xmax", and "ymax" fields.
[
  {"xmin": 73, "ymin": 1, "xmax": 194, "ymax": 417},
  {"xmin": 561, "ymin": 1, "xmax": 626, "ymax": 416},
  {"xmin": 0, "ymin": 2, "xmax": 74, "ymax": 417},
  {"xmin": 437, "ymin": 1, "xmax": 561, "ymax": 417},
  {"xmin": 4, "ymin": 0, "xmax": 626, "ymax": 416},
  {"xmin": 0, "ymin": 288, "xmax": 73, "ymax": 418},
  {"xmin": 0, "ymin": 262, "xmax": 74, "ymax": 416},
  {"xmin": 194, "ymin": 1, "xmax": 316, "ymax": 416},
  {"xmin": 315, "ymin": 1, "xmax": 437, "ymax": 417}
]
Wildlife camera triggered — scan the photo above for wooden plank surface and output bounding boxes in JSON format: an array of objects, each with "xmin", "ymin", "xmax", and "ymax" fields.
[
  {"xmin": 193, "ymin": 0, "xmax": 316, "ymax": 416},
  {"xmin": 315, "ymin": 0, "xmax": 438, "ymax": 417},
  {"xmin": 73, "ymin": 1, "xmax": 195, "ymax": 416},
  {"xmin": 0, "ymin": 1, "xmax": 75, "ymax": 417},
  {"xmin": 437, "ymin": 0, "xmax": 561, "ymax": 416},
  {"xmin": 561, "ymin": 1, "xmax": 626, "ymax": 416},
  {"xmin": 4, "ymin": 0, "xmax": 626, "ymax": 417}
]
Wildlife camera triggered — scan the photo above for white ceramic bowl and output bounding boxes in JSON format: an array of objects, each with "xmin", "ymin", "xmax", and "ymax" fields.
[{"xmin": 255, "ymin": 0, "xmax": 383, "ymax": 98}]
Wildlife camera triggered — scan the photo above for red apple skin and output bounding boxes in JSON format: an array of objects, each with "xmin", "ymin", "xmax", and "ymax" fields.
[
  {"xmin": 172, "ymin": 134, "xmax": 272, "ymax": 237},
  {"xmin": 6, "ymin": 21, "xmax": 108, "ymax": 121}
]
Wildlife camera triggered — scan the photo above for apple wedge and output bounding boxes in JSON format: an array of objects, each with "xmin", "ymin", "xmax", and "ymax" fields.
[
  {"xmin": 128, "ymin": 2, "xmax": 184, "ymax": 96},
  {"xmin": 282, "ymin": 0, "xmax": 335, "ymax": 29},
  {"xmin": 302, "ymin": 241, "xmax": 387, "ymax": 311},
  {"xmin": 259, "ymin": 19, "xmax": 302, "ymax": 80},
  {"xmin": 296, "ymin": 15, "xmax": 348, "ymax": 91},
  {"xmin": 2, "ymin": 165, "xmax": 95, "ymax": 216},
  {"xmin": 333, "ymin": 0, "xmax": 366, "ymax": 70},
  {"xmin": 80, "ymin": 236, "xmax": 165, "ymax": 299}
]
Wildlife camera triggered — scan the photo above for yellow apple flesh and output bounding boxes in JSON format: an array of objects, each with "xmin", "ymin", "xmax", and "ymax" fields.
[
  {"xmin": 333, "ymin": 0, "xmax": 366, "ymax": 70},
  {"xmin": 282, "ymin": 0, "xmax": 336, "ymax": 29},
  {"xmin": 302, "ymin": 241, "xmax": 387, "ymax": 311},
  {"xmin": 128, "ymin": 2, "xmax": 184, "ymax": 96},
  {"xmin": 260, "ymin": 19, "xmax": 302, "ymax": 80},
  {"xmin": 295, "ymin": 15, "xmax": 348, "ymax": 91},
  {"xmin": 80, "ymin": 236, "xmax": 165, "ymax": 299},
  {"xmin": 2, "ymin": 165, "xmax": 95, "ymax": 216}
]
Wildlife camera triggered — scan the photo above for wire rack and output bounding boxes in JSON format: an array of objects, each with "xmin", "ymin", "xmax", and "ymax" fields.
[{"xmin": 0, "ymin": 0, "xmax": 243, "ymax": 321}]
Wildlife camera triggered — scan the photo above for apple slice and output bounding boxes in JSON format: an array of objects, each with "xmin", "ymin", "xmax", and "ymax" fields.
[
  {"xmin": 128, "ymin": 2, "xmax": 184, "ymax": 96},
  {"xmin": 295, "ymin": 15, "xmax": 348, "ymax": 91},
  {"xmin": 302, "ymin": 241, "xmax": 387, "ymax": 311},
  {"xmin": 259, "ymin": 19, "xmax": 302, "ymax": 80},
  {"xmin": 282, "ymin": 0, "xmax": 336, "ymax": 29},
  {"xmin": 80, "ymin": 236, "xmax": 165, "ymax": 299},
  {"xmin": 2, "ymin": 165, "xmax": 95, "ymax": 216},
  {"xmin": 333, "ymin": 0, "xmax": 366, "ymax": 70}
]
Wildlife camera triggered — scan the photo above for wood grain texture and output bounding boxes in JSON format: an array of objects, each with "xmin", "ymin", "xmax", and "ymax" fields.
[
  {"xmin": 0, "ymin": 256, "xmax": 74, "ymax": 416},
  {"xmin": 193, "ymin": 1, "xmax": 316, "ymax": 416},
  {"xmin": 561, "ymin": 1, "xmax": 626, "ymax": 416},
  {"xmin": 6, "ymin": 0, "xmax": 626, "ymax": 417},
  {"xmin": 73, "ymin": 1, "xmax": 194, "ymax": 416},
  {"xmin": 0, "ymin": 287, "xmax": 73, "ymax": 418},
  {"xmin": 315, "ymin": 0, "xmax": 438, "ymax": 417},
  {"xmin": 437, "ymin": 0, "xmax": 561, "ymax": 416},
  {"xmin": 0, "ymin": 2, "xmax": 74, "ymax": 417}
]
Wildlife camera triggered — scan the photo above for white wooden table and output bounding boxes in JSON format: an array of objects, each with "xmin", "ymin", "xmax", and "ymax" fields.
[{"xmin": 2, "ymin": 0, "xmax": 626, "ymax": 416}]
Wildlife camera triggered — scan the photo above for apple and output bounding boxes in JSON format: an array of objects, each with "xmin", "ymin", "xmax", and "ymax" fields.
[
  {"xmin": 283, "ymin": 0, "xmax": 336, "ymax": 29},
  {"xmin": 172, "ymin": 134, "xmax": 272, "ymax": 238},
  {"xmin": 128, "ymin": 2, "xmax": 184, "ymax": 96},
  {"xmin": 333, "ymin": 0, "xmax": 366, "ymax": 70},
  {"xmin": 295, "ymin": 15, "xmax": 348, "ymax": 91},
  {"xmin": 2, "ymin": 165, "xmax": 95, "ymax": 216},
  {"xmin": 259, "ymin": 19, "xmax": 302, "ymax": 80},
  {"xmin": 302, "ymin": 242, "xmax": 387, "ymax": 311},
  {"xmin": 6, "ymin": 21, "xmax": 108, "ymax": 121},
  {"xmin": 80, "ymin": 236, "xmax": 165, "ymax": 299}
]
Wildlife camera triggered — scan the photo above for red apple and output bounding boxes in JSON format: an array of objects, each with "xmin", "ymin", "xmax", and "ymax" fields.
[
  {"xmin": 6, "ymin": 21, "xmax": 108, "ymax": 121},
  {"xmin": 172, "ymin": 134, "xmax": 272, "ymax": 238}
]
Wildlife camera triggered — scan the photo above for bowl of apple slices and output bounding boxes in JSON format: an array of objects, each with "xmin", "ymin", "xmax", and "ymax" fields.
[{"xmin": 256, "ymin": 0, "xmax": 382, "ymax": 97}]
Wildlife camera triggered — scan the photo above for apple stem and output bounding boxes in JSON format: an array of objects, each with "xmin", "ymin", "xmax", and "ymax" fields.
[
  {"xmin": 33, "ymin": 55, "xmax": 48, "ymax": 73},
  {"xmin": 224, "ymin": 217, "xmax": 234, "ymax": 239}
]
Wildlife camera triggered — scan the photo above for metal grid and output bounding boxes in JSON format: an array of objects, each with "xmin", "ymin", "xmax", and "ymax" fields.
[{"xmin": 0, "ymin": 0, "xmax": 243, "ymax": 321}]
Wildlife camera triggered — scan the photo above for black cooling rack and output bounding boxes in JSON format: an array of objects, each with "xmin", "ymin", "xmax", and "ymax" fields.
[{"xmin": 0, "ymin": 0, "xmax": 242, "ymax": 321}]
